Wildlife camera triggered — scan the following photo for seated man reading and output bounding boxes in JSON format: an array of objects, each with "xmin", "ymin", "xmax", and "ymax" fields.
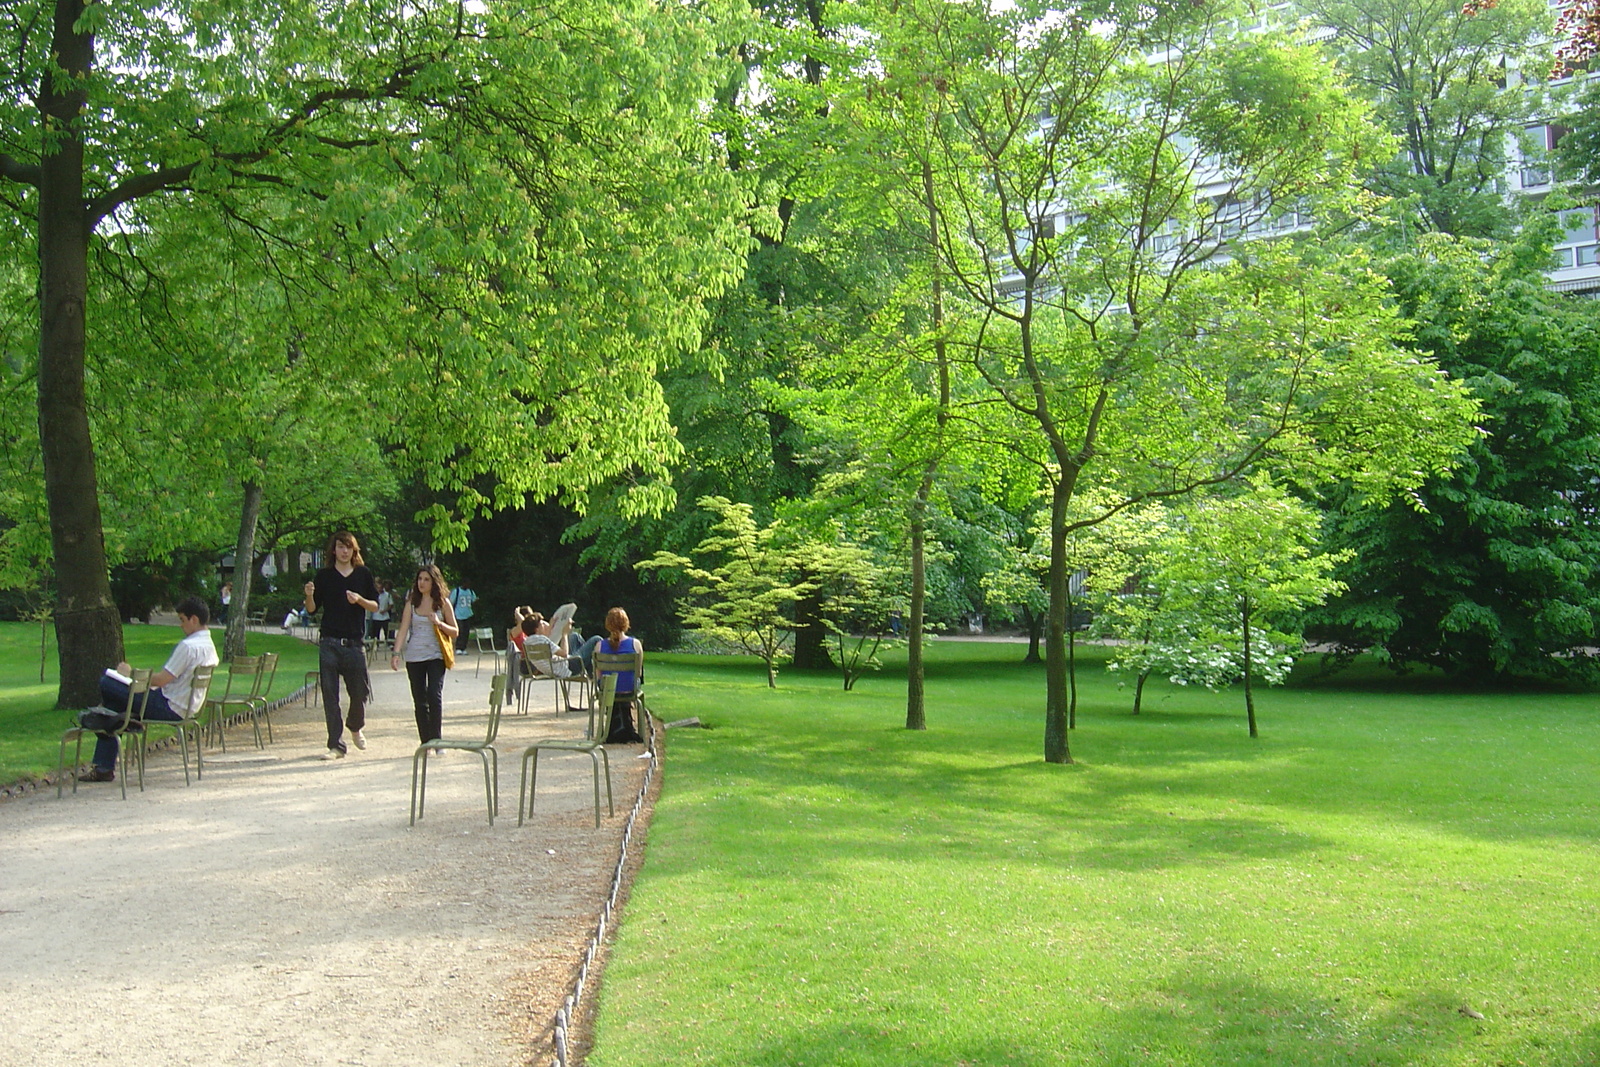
[
  {"xmin": 519, "ymin": 603, "xmax": 601, "ymax": 678},
  {"xmin": 82, "ymin": 595, "xmax": 220, "ymax": 783}
]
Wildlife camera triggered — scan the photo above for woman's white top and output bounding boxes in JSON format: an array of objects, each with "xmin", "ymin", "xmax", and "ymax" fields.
[{"xmin": 401, "ymin": 604, "xmax": 446, "ymax": 663}]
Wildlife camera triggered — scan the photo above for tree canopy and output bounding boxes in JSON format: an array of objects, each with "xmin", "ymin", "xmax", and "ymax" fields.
[{"xmin": 1, "ymin": 0, "xmax": 749, "ymax": 702}]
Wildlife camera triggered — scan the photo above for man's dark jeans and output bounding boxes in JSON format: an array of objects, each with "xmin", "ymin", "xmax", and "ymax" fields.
[
  {"xmin": 93, "ymin": 675, "xmax": 179, "ymax": 772},
  {"xmin": 319, "ymin": 639, "xmax": 369, "ymax": 753}
]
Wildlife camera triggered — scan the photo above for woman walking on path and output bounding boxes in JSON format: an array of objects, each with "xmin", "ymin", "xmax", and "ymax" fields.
[
  {"xmin": 599, "ymin": 607, "xmax": 645, "ymax": 744},
  {"xmin": 390, "ymin": 564, "xmax": 459, "ymax": 743}
]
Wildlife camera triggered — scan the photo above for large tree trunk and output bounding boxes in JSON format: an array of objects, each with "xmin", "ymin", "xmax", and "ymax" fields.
[
  {"xmin": 223, "ymin": 480, "xmax": 265, "ymax": 659},
  {"xmin": 39, "ymin": 0, "xmax": 121, "ymax": 707},
  {"xmin": 1021, "ymin": 604, "xmax": 1042, "ymax": 664},
  {"xmin": 791, "ymin": 585, "xmax": 829, "ymax": 669},
  {"xmin": 905, "ymin": 471, "xmax": 931, "ymax": 731}
]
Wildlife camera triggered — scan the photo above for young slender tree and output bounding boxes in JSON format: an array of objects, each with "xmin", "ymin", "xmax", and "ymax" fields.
[
  {"xmin": 638, "ymin": 496, "xmax": 814, "ymax": 688},
  {"xmin": 899, "ymin": 0, "xmax": 1480, "ymax": 763},
  {"xmin": 1155, "ymin": 478, "xmax": 1348, "ymax": 737}
]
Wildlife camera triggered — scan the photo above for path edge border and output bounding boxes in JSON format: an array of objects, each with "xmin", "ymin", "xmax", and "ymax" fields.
[{"xmin": 548, "ymin": 709, "xmax": 664, "ymax": 1067}]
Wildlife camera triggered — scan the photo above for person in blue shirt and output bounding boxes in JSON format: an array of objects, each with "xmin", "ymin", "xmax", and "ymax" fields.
[
  {"xmin": 598, "ymin": 607, "xmax": 645, "ymax": 745},
  {"xmin": 448, "ymin": 580, "xmax": 477, "ymax": 651}
]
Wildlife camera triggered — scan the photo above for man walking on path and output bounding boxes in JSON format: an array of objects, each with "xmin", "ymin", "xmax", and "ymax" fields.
[
  {"xmin": 305, "ymin": 531, "xmax": 379, "ymax": 759},
  {"xmin": 449, "ymin": 579, "xmax": 477, "ymax": 650}
]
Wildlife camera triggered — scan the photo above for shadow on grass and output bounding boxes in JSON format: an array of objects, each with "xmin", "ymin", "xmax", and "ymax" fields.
[
  {"xmin": 652, "ymin": 641, "xmax": 1600, "ymax": 870},
  {"xmin": 666, "ymin": 964, "xmax": 1526, "ymax": 1067}
]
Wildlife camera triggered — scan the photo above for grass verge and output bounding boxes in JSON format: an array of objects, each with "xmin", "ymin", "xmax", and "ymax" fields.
[
  {"xmin": 589, "ymin": 640, "xmax": 1600, "ymax": 1067},
  {"xmin": 0, "ymin": 622, "xmax": 320, "ymax": 786}
]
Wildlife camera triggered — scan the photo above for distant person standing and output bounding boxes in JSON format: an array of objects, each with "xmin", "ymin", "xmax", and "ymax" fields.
[
  {"xmin": 368, "ymin": 579, "xmax": 393, "ymax": 643},
  {"xmin": 449, "ymin": 579, "xmax": 478, "ymax": 650},
  {"xmin": 219, "ymin": 582, "xmax": 232, "ymax": 625},
  {"xmin": 304, "ymin": 531, "xmax": 379, "ymax": 760}
]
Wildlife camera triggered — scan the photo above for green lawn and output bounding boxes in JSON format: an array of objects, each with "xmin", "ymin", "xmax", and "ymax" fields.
[
  {"xmin": 591, "ymin": 641, "xmax": 1600, "ymax": 1067},
  {"xmin": 0, "ymin": 621, "xmax": 319, "ymax": 785}
]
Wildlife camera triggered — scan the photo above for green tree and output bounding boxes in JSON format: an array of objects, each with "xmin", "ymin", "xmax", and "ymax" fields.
[
  {"xmin": 1154, "ymin": 478, "xmax": 1348, "ymax": 737},
  {"xmin": 1307, "ymin": 0, "xmax": 1553, "ymax": 240},
  {"xmin": 1311, "ymin": 232, "xmax": 1600, "ymax": 682},
  {"xmin": 638, "ymin": 496, "xmax": 813, "ymax": 688},
  {"xmin": 899, "ymin": 0, "xmax": 1479, "ymax": 762},
  {"xmin": 0, "ymin": 0, "xmax": 747, "ymax": 703},
  {"xmin": 794, "ymin": 531, "xmax": 899, "ymax": 691},
  {"xmin": 82, "ymin": 207, "xmax": 400, "ymax": 659}
]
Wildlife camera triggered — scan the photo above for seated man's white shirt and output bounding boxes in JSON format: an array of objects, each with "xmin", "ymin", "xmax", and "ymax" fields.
[{"xmin": 526, "ymin": 635, "xmax": 571, "ymax": 678}]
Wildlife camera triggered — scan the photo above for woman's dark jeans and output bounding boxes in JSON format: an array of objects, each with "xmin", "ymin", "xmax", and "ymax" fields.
[{"xmin": 406, "ymin": 658, "xmax": 447, "ymax": 742}]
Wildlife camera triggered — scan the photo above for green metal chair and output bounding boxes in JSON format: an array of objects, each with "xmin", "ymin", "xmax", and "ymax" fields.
[
  {"xmin": 57, "ymin": 668, "xmax": 153, "ymax": 800},
  {"xmin": 517, "ymin": 673, "xmax": 617, "ymax": 828},
  {"xmin": 243, "ymin": 650, "xmax": 280, "ymax": 746},
  {"xmin": 590, "ymin": 648, "xmax": 647, "ymax": 742},
  {"xmin": 410, "ymin": 674, "xmax": 507, "ymax": 827},
  {"xmin": 472, "ymin": 627, "xmax": 503, "ymax": 677},
  {"xmin": 139, "ymin": 662, "xmax": 216, "ymax": 785},
  {"xmin": 516, "ymin": 642, "xmax": 564, "ymax": 716},
  {"xmin": 206, "ymin": 654, "xmax": 270, "ymax": 749}
]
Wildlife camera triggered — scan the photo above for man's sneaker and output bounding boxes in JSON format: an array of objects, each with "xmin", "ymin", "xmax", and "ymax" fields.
[
  {"xmin": 320, "ymin": 747, "xmax": 346, "ymax": 761},
  {"xmin": 80, "ymin": 766, "xmax": 115, "ymax": 783},
  {"xmin": 351, "ymin": 729, "xmax": 367, "ymax": 750}
]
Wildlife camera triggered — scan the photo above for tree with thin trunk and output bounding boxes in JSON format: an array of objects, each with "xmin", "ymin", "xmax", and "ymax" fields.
[
  {"xmin": 888, "ymin": 0, "xmax": 1479, "ymax": 762},
  {"xmin": 1136, "ymin": 477, "xmax": 1349, "ymax": 737},
  {"xmin": 638, "ymin": 496, "xmax": 815, "ymax": 689}
]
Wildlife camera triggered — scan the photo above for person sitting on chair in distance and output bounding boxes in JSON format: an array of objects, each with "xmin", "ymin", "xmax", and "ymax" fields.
[
  {"xmin": 519, "ymin": 606, "xmax": 601, "ymax": 679},
  {"xmin": 82, "ymin": 595, "xmax": 219, "ymax": 783},
  {"xmin": 598, "ymin": 607, "xmax": 645, "ymax": 745}
]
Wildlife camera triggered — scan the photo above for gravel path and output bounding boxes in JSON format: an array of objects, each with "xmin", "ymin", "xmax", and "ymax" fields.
[{"xmin": 0, "ymin": 661, "xmax": 652, "ymax": 1066}]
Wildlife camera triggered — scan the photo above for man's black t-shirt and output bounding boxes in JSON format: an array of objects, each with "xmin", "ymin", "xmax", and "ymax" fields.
[{"xmin": 312, "ymin": 565, "xmax": 378, "ymax": 640}]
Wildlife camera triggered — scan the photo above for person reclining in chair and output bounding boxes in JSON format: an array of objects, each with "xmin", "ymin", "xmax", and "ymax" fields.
[
  {"xmin": 518, "ymin": 605, "xmax": 603, "ymax": 679},
  {"xmin": 82, "ymin": 595, "xmax": 220, "ymax": 783}
]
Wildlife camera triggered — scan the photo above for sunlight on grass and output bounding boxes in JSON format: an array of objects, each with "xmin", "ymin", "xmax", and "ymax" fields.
[
  {"xmin": 0, "ymin": 622, "xmax": 319, "ymax": 785},
  {"xmin": 590, "ymin": 641, "xmax": 1600, "ymax": 1067}
]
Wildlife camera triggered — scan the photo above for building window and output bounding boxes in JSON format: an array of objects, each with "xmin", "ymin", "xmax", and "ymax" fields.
[
  {"xmin": 1577, "ymin": 245, "xmax": 1600, "ymax": 267},
  {"xmin": 1521, "ymin": 124, "xmax": 1571, "ymax": 189}
]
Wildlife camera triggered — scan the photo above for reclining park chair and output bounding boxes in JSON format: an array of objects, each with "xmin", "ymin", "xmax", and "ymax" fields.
[
  {"xmin": 139, "ymin": 662, "xmax": 217, "ymax": 786},
  {"xmin": 204, "ymin": 653, "xmax": 277, "ymax": 750},
  {"xmin": 472, "ymin": 627, "xmax": 502, "ymax": 677},
  {"xmin": 590, "ymin": 643, "xmax": 649, "ymax": 745}
]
